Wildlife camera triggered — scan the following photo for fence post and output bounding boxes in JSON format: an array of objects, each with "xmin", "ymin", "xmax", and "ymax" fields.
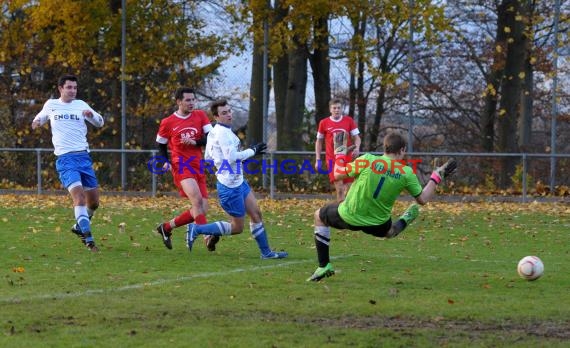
[
  {"xmin": 522, "ymin": 153, "xmax": 527, "ymax": 203},
  {"xmin": 270, "ymin": 151, "xmax": 275, "ymax": 199},
  {"xmin": 151, "ymin": 150, "xmax": 157, "ymax": 197},
  {"xmin": 36, "ymin": 149, "xmax": 42, "ymax": 195}
]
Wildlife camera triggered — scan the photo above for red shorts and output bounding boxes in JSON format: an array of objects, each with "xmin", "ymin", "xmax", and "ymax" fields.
[
  {"xmin": 172, "ymin": 166, "xmax": 208, "ymax": 198},
  {"xmin": 326, "ymin": 156, "xmax": 355, "ymax": 184}
]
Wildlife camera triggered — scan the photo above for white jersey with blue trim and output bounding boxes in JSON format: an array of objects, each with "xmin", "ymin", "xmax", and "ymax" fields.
[
  {"xmin": 33, "ymin": 98, "xmax": 104, "ymax": 156},
  {"xmin": 204, "ymin": 123, "xmax": 255, "ymax": 188}
]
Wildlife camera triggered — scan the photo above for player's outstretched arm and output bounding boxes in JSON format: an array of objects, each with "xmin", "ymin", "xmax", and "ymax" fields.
[
  {"xmin": 82, "ymin": 104, "xmax": 104, "ymax": 127},
  {"xmin": 430, "ymin": 158, "xmax": 457, "ymax": 185},
  {"xmin": 31, "ymin": 112, "xmax": 48, "ymax": 130},
  {"xmin": 31, "ymin": 119, "xmax": 41, "ymax": 130},
  {"xmin": 415, "ymin": 158, "xmax": 457, "ymax": 205},
  {"xmin": 250, "ymin": 142, "xmax": 267, "ymax": 156}
]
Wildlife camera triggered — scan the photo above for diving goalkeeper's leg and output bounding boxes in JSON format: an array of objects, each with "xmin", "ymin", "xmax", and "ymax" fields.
[{"xmin": 385, "ymin": 203, "xmax": 419, "ymax": 238}]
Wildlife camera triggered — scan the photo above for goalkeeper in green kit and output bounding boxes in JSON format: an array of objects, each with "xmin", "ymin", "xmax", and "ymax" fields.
[{"xmin": 307, "ymin": 132, "xmax": 457, "ymax": 281}]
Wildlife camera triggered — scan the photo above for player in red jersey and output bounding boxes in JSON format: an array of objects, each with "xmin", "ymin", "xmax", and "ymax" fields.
[
  {"xmin": 155, "ymin": 87, "xmax": 216, "ymax": 250},
  {"xmin": 314, "ymin": 98, "xmax": 361, "ymax": 202}
]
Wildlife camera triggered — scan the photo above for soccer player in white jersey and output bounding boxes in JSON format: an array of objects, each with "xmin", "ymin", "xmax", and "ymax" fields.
[
  {"xmin": 184, "ymin": 99, "xmax": 288, "ymax": 259},
  {"xmin": 31, "ymin": 74, "xmax": 104, "ymax": 252}
]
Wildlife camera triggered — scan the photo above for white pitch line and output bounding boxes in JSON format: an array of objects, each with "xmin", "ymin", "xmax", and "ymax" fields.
[
  {"xmin": 1, "ymin": 255, "xmax": 357, "ymax": 304},
  {"xmin": 2, "ymin": 253, "xmax": 559, "ymax": 304}
]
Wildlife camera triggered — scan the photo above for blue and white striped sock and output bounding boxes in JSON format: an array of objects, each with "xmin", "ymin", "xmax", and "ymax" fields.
[
  {"xmin": 250, "ymin": 222, "xmax": 271, "ymax": 255},
  {"xmin": 74, "ymin": 206, "xmax": 93, "ymax": 243},
  {"xmin": 195, "ymin": 221, "xmax": 232, "ymax": 236}
]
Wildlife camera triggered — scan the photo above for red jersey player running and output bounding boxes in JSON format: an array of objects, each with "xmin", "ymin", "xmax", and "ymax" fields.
[{"xmin": 155, "ymin": 87, "xmax": 216, "ymax": 251}]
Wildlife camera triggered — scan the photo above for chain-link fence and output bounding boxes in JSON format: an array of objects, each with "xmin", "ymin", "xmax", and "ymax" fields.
[{"xmin": 1, "ymin": 148, "xmax": 569, "ymax": 202}]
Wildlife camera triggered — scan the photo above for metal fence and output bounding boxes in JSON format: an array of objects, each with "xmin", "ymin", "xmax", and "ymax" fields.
[{"xmin": 1, "ymin": 148, "xmax": 569, "ymax": 202}]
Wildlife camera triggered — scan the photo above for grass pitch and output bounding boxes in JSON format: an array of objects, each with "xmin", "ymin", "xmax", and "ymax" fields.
[{"xmin": 1, "ymin": 195, "xmax": 569, "ymax": 347}]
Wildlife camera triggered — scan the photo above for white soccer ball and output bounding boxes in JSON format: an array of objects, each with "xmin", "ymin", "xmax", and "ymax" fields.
[{"xmin": 517, "ymin": 256, "xmax": 544, "ymax": 281}]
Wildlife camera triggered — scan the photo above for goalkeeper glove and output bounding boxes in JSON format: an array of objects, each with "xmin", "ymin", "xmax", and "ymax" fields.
[
  {"xmin": 250, "ymin": 142, "xmax": 267, "ymax": 156},
  {"xmin": 430, "ymin": 158, "xmax": 457, "ymax": 184}
]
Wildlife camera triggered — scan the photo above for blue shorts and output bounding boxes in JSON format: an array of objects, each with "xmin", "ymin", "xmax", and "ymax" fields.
[
  {"xmin": 217, "ymin": 181, "xmax": 251, "ymax": 217},
  {"xmin": 55, "ymin": 152, "xmax": 99, "ymax": 190}
]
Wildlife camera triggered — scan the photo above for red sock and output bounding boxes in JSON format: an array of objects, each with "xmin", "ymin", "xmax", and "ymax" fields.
[
  {"xmin": 174, "ymin": 210, "xmax": 194, "ymax": 227},
  {"xmin": 195, "ymin": 214, "xmax": 207, "ymax": 225}
]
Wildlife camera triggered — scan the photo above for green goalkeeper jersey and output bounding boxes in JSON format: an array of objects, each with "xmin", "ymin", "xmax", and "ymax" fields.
[{"xmin": 338, "ymin": 153, "xmax": 423, "ymax": 226}]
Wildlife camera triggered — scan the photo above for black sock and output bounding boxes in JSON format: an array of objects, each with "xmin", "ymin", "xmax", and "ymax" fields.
[{"xmin": 315, "ymin": 237, "xmax": 330, "ymax": 267}]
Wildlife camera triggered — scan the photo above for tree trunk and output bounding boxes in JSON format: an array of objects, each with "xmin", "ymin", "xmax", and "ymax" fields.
[
  {"xmin": 481, "ymin": 1, "xmax": 509, "ymax": 153},
  {"xmin": 108, "ymin": 0, "xmax": 123, "ymax": 187},
  {"xmin": 348, "ymin": 73, "xmax": 356, "ymax": 119},
  {"xmin": 348, "ymin": 12, "xmax": 367, "ymax": 149},
  {"xmin": 519, "ymin": 55, "xmax": 533, "ymax": 152},
  {"xmin": 356, "ymin": 45, "xmax": 366, "ymax": 149},
  {"xmin": 247, "ymin": 0, "xmax": 270, "ymax": 146},
  {"xmin": 309, "ymin": 16, "xmax": 331, "ymax": 125},
  {"xmin": 519, "ymin": 2, "xmax": 535, "ymax": 152},
  {"xmin": 496, "ymin": 0, "xmax": 528, "ymax": 187},
  {"xmin": 248, "ymin": 37, "xmax": 266, "ymax": 146},
  {"xmin": 371, "ymin": 84, "xmax": 386, "ymax": 151},
  {"xmin": 280, "ymin": 40, "xmax": 307, "ymax": 150},
  {"xmin": 369, "ymin": 24, "xmax": 393, "ymax": 151},
  {"xmin": 481, "ymin": 77, "xmax": 499, "ymax": 152},
  {"xmin": 273, "ymin": 0, "xmax": 288, "ymax": 149}
]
